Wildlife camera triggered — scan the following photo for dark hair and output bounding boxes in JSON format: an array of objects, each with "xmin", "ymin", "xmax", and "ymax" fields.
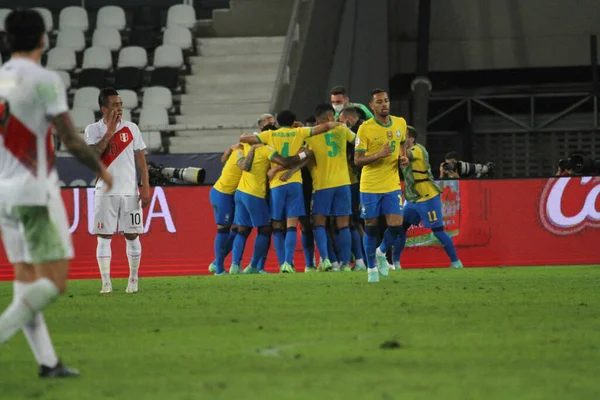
[
  {"xmin": 330, "ymin": 86, "xmax": 347, "ymax": 96},
  {"xmin": 445, "ymin": 151, "xmax": 460, "ymax": 160},
  {"xmin": 304, "ymin": 115, "xmax": 316, "ymax": 125},
  {"xmin": 314, "ymin": 103, "xmax": 335, "ymax": 117},
  {"xmin": 407, "ymin": 125, "xmax": 417, "ymax": 140},
  {"xmin": 276, "ymin": 110, "xmax": 296, "ymax": 127},
  {"xmin": 5, "ymin": 10, "xmax": 45, "ymax": 53},
  {"xmin": 340, "ymin": 107, "xmax": 359, "ymax": 118},
  {"xmin": 370, "ymin": 88, "xmax": 387, "ymax": 100},
  {"xmin": 98, "ymin": 87, "xmax": 119, "ymax": 108}
]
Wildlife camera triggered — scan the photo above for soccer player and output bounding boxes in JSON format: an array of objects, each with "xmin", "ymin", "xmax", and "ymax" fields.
[
  {"xmin": 304, "ymin": 104, "xmax": 356, "ymax": 272},
  {"xmin": 240, "ymin": 112, "xmax": 337, "ymax": 272},
  {"xmin": 355, "ymin": 89, "xmax": 408, "ymax": 283},
  {"xmin": 230, "ymin": 141, "xmax": 306, "ymax": 274},
  {"xmin": 209, "ymin": 143, "xmax": 244, "ymax": 275},
  {"xmin": 85, "ymin": 88, "xmax": 150, "ymax": 294},
  {"xmin": 330, "ymin": 86, "xmax": 374, "ymax": 121},
  {"xmin": 395, "ymin": 127, "xmax": 463, "ymax": 269},
  {"xmin": 0, "ymin": 9, "xmax": 112, "ymax": 377}
]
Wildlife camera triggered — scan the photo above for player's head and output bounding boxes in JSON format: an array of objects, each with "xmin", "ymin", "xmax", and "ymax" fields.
[
  {"xmin": 304, "ymin": 115, "xmax": 317, "ymax": 127},
  {"xmin": 276, "ymin": 110, "xmax": 296, "ymax": 127},
  {"xmin": 330, "ymin": 86, "xmax": 350, "ymax": 113},
  {"xmin": 406, "ymin": 125, "xmax": 418, "ymax": 147},
  {"xmin": 369, "ymin": 89, "xmax": 390, "ymax": 118},
  {"xmin": 445, "ymin": 151, "xmax": 459, "ymax": 163},
  {"xmin": 5, "ymin": 10, "xmax": 46, "ymax": 60},
  {"xmin": 257, "ymin": 113, "xmax": 276, "ymax": 130},
  {"xmin": 314, "ymin": 103, "xmax": 335, "ymax": 123},
  {"xmin": 339, "ymin": 107, "xmax": 360, "ymax": 128},
  {"xmin": 98, "ymin": 87, "xmax": 123, "ymax": 121}
]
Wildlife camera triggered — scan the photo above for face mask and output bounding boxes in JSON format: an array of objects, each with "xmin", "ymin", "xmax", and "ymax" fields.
[
  {"xmin": 261, "ymin": 123, "xmax": 278, "ymax": 132},
  {"xmin": 333, "ymin": 104, "xmax": 344, "ymax": 113}
]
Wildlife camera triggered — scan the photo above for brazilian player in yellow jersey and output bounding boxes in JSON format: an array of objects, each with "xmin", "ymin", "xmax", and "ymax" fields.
[
  {"xmin": 209, "ymin": 143, "xmax": 244, "ymax": 274},
  {"xmin": 240, "ymin": 111, "xmax": 338, "ymax": 273},
  {"xmin": 354, "ymin": 89, "xmax": 409, "ymax": 283},
  {"xmin": 394, "ymin": 127, "xmax": 463, "ymax": 269}
]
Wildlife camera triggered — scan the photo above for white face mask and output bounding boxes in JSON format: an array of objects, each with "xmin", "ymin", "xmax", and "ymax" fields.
[{"xmin": 333, "ymin": 104, "xmax": 344, "ymax": 113}]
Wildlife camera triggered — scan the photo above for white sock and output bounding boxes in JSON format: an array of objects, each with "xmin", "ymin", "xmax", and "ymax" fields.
[
  {"xmin": 14, "ymin": 282, "xmax": 58, "ymax": 367},
  {"xmin": 126, "ymin": 237, "xmax": 141, "ymax": 281},
  {"xmin": 0, "ymin": 278, "xmax": 59, "ymax": 344},
  {"xmin": 376, "ymin": 247, "xmax": 385, "ymax": 256},
  {"xmin": 96, "ymin": 237, "xmax": 112, "ymax": 284}
]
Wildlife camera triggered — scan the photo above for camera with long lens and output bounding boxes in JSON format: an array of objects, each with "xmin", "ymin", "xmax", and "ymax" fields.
[
  {"xmin": 443, "ymin": 160, "xmax": 495, "ymax": 178},
  {"xmin": 557, "ymin": 152, "xmax": 600, "ymax": 175},
  {"xmin": 148, "ymin": 162, "xmax": 206, "ymax": 186}
]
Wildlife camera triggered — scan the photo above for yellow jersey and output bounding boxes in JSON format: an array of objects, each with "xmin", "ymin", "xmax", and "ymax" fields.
[
  {"xmin": 236, "ymin": 143, "xmax": 277, "ymax": 199},
  {"xmin": 213, "ymin": 148, "xmax": 244, "ymax": 195},
  {"xmin": 402, "ymin": 144, "xmax": 442, "ymax": 203},
  {"xmin": 355, "ymin": 116, "xmax": 407, "ymax": 194},
  {"xmin": 304, "ymin": 125, "xmax": 355, "ymax": 191},
  {"xmin": 256, "ymin": 126, "xmax": 312, "ymax": 188}
]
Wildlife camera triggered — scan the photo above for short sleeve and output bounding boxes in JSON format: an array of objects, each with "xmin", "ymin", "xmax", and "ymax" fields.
[
  {"xmin": 344, "ymin": 126, "xmax": 356, "ymax": 143},
  {"xmin": 256, "ymin": 130, "xmax": 272, "ymax": 145},
  {"xmin": 355, "ymin": 125, "xmax": 368, "ymax": 152},
  {"xmin": 399, "ymin": 119, "xmax": 407, "ymax": 144},
  {"xmin": 84, "ymin": 124, "xmax": 98, "ymax": 145},
  {"xmin": 296, "ymin": 127, "xmax": 312, "ymax": 140},
  {"xmin": 234, "ymin": 150, "xmax": 244, "ymax": 161},
  {"xmin": 132, "ymin": 123, "xmax": 146, "ymax": 152},
  {"xmin": 39, "ymin": 72, "xmax": 68, "ymax": 117},
  {"xmin": 266, "ymin": 145, "xmax": 277, "ymax": 160}
]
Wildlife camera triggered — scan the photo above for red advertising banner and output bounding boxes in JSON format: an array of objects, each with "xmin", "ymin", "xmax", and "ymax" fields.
[{"xmin": 0, "ymin": 177, "xmax": 599, "ymax": 281}]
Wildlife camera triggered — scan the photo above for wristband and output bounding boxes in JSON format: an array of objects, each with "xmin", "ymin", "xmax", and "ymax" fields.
[{"xmin": 298, "ymin": 152, "xmax": 307, "ymax": 160}]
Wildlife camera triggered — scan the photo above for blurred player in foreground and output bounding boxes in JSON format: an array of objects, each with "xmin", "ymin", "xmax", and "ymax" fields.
[
  {"xmin": 86, "ymin": 88, "xmax": 150, "ymax": 294},
  {"xmin": 394, "ymin": 127, "xmax": 463, "ymax": 269},
  {"xmin": 0, "ymin": 9, "xmax": 112, "ymax": 377}
]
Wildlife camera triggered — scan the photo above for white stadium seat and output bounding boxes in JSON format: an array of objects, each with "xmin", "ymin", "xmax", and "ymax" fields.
[
  {"xmin": 153, "ymin": 45, "xmax": 183, "ymax": 68},
  {"xmin": 46, "ymin": 47, "xmax": 76, "ymax": 71},
  {"xmin": 56, "ymin": 28, "xmax": 86, "ymax": 52},
  {"xmin": 142, "ymin": 86, "xmax": 172, "ymax": 109},
  {"xmin": 69, "ymin": 107, "xmax": 95, "ymax": 129},
  {"xmin": 118, "ymin": 89, "xmax": 139, "ymax": 110},
  {"xmin": 163, "ymin": 26, "xmax": 192, "ymax": 50},
  {"xmin": 59, "ymin": 6, "xmax": 88, "ymax": 31},
  {"xmin": 117, "ymin": 46, "xmax": 148, "ymax": 68},
  {"xmin": 92, "ymin": 28, "xmax": 122, "ymax": 52},
  {"xmin": 166, "ymin": 5, "xmax": 196, "ymax": 29},
  {"xmin": 121, "ymin": 108, "xmax": 132, "ymax": 122},
  {"xmin": 73, "ymin": 87, "xmax": 101, "ymax": 112},
  {"xmin": 96, "ymin": 6, "xmax": 126, "ymax": 31},
  {"xmin": 139, "ymin": 106, "xmax": 168, "ymax": 127},
  {"xmin": 82, "ymin": 46, "xmax": 112, "ymax": 70},
  {"xmin": 142, "ymin": 131, "xmax": 162, "ymax": 151},
  {"xmin": 42, "ymin": 33, "xmax": 49, "ymax": 51},
  {"xmin": 0, "ymin": 8, "xmax": 11, "ymax": 32},
  {"xmin": 33, "ymin": 7, "xmax": 53, "ymax": 32},
  {"xmin": 53, "ymin": 70, "xmax": 71, "ymax": 89}
]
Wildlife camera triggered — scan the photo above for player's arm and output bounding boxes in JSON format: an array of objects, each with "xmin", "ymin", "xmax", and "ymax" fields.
[
  {"xmin": 237, "ymin": 144, "xmax": 259, "ymax": 171},
  {"xmin": 354, "ymin": 127, "xmax": 391, "ymax": 167},
  {"xmin": 310, "ymin": 121, "xmax": 340, "ymax": 136},
  {"xmin": 271, "ymin": 148, "xmax": 313, "ymax": 169},
  {"xmin": 88, "ymin": 110, "xmax": 119, "ymax": 155},
  {"xmin": 279, "ymin": 149, "xmax": 315, "ymax": 181},
  {"xmin": 221, "ymin": 143, "xmax": 241, "ymax": 163},
  {"xmin": 135, "ymin": 151, "xmax": 151, "ymax": 207}
]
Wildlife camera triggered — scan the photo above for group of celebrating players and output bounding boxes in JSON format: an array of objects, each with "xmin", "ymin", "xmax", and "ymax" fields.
[{"xmin": 208, "ymin": 88, "xmax": 463, "ymax": 282}]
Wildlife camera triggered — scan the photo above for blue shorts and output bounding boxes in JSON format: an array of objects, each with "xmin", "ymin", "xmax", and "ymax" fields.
[
  {"xmin": 270, "ymin": 183, "xmax": 305, "ymax": 220},
  {"xmin": 403, "ymin": 195, "xmax": 444, "ymax": 229},
  {"xmin": 209, "ymin": 187, "xmax": 234, "ymax": 225},
  {"xmin": 350, "ymin": 183, "xmax": 360, "ymax": 219},
  {"xmin": 312, "ymin": 185, "xmax": 352, "ymax": 217},
  {"xmin": 234, "ymin": 190, "xmax": 270, "ymax": 227},
  {"xmin": 360, "ymin": 190, "xmax": 404, "ymax": 220}
]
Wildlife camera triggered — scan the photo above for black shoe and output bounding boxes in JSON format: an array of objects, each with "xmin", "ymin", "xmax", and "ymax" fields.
[{"xmin": 39, "ymin": 361, "xmax": 80, "ymax": 378}]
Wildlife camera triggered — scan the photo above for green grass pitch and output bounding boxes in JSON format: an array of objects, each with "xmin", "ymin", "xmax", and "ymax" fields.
[{"xmin": 1, "ymin": 266, "xmax": 600, "ymax": 400}]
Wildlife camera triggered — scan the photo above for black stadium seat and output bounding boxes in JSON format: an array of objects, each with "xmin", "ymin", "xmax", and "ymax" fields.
[
  {"xmin": 77, "ymin": 68, "xmax": 109, "ymax": 89},
  {"xmin": 115, "ymin": 67, "xmax": 143, "ymax": 90},
  {"xmin": 150, "ymin": 67, "xmax": 179, "ymax": 90},
  {"xmin": 130, "ymin": 27, "xmax": 158, "ymax": 51},
  {"xmin": 133, "ymin": 6, "xmax": 160, "ymax": 29}
]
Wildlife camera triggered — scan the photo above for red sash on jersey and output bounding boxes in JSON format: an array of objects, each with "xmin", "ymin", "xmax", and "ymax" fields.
[{"xmin": 101, "ymin": 127, "xmax": 134, "ymax": 168}]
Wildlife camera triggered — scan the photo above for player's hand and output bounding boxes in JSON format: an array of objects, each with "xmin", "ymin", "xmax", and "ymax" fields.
[
  {"xmin": 105, "ymin": 110, "xmax": 119, "ymax": 136},
  {"xmin": 292, "ymin": 121, "xmax": 304, "ymax": 128},
  {"xmin": 267, "ymin": 167, "xmax": 279, "ymax": 182},
  {"xmin": 399, "ymin": 156, "xmax": 409, "ymax": 167},
  {"xmin": 280, "ymin": 170, "xmax": 293, "ymax": 181},
  {"xmin": 99, "ymin": 168, "xmax": 113, "ymax": 193},
  {"xmin": 139, "ymin": 186, "xmax": 151, "ymax": 208},
  {"xmin": 251, "ymin": 143, "xmax": 263, "ymax": 150},
  {"xmin": 379, "ymin": 143, "xmax": 392, "ymax": 158}
]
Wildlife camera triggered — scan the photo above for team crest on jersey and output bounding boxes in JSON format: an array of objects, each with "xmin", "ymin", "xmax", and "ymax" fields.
[
  {"xmin": 396, "ymin": 130, "xmax": 401, "ymax": 138},
  {"xmin": 120, "ymin": 132, "xmax": 129, "ymax": 142},
  {"xmin": 97, "ymin": 222, "xmax": 104, "ymax": 229},
  {"xmin": 387, "ymin": 131, "xmax": 393, "ymax": 140},
  {"xmin": 225, "ymin": 214, "xmax": 230, "ymax": 222}
]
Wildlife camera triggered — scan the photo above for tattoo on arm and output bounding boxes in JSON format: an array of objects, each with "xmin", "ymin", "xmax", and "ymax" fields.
[
  {"xmin": 91, "ymin": 137, "xmax": 110, "ymax": 156},
  {"xmin": 237, "ymin": 147, "xmax": 256, "ymax": 171},
  {"xmin": 52, "ymin": 113, "xmax": 103, "ymax": 173}
]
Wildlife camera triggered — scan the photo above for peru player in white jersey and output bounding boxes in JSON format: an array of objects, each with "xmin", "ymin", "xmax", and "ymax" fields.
[
  {"xmin": 0, "ymin": 10, "xmax": 112, "ymax": 378},
  {"xmin": 85, "ymin": 88, "xmax": 150, "ymax": 294}
]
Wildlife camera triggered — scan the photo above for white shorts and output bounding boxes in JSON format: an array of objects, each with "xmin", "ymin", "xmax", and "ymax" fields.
[
  {"xmin": 0, "ymin": 188, "xmax": 74, "ymax": 264},
  {"xmin": 94, "ymin": 194, "xmax": 143, "ymax": 235}
]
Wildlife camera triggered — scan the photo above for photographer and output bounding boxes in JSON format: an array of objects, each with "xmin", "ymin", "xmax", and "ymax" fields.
[
  {"xmin": 555, "ymin": 152, "xmax": 600, "ymax": 176},
  {"xmin": 439, "ymin": 151, "xmax": 494, "ymax": 179}
]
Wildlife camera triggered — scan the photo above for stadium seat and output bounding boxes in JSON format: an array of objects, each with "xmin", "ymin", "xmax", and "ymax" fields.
[
  {"xmin": 153, "ymin": 45, "xmax": 183, "ymax": 68},
  {"xmin": 42, "ymin": 33, "xmax": 49, "ymax": 52},
  {"xmin": 130, "ymin": 28, "xmax": 159, "ymax": 51},
  {"xmin": 142, "ymin": 86, "xmax": 172, "ymax": 110},
  {"xmin": 46, "ymin": 47, "xmax": 76, "ymax": 71},
  {"xmin": 118, "ymin": 89, "xmax": 139, "ymax": 110},
  {"xmin": 77, "ymin": 69, "xmax": 108, "ymax": 89},
  {"xmin": 73, "ymin": 87, "xmax": 101, "ymax": 112},
  {"xmin": 132, "ymin": 6, "xmax": 160, "ymax": 29},
  {"xmin": 117, "ymin": 46, "xmax": 147, "ymax": 68},
  {"xmin": 69, "ymin": 107, "xmax": 95, "ymax": 128},
  {"xmin": 53, "ymin": 70, "xmax": 71, "ymax": 89},
  {"xmin": 0, "ymin": 9, "xmax": 10, "ymax": 32},
  {"xmin": 166, "ymin": 5, "xmax": 196, "ymax": 29},
  {"xmin": 163, "ymin": 27, "xmax": 193, "ymax": 51},
  {"xmin": 115, "ymin": 67, "xmax": 143, "ymax": 90},
  {"xmin": 150, "ymin": 68, "xmax": 179, "ymax": 90},
  {"xmin": 122, "ymin": 108, "xmax": 132, "ymax": 122},
  {"xmin": 139, "ymin": 106, "xmax": 168, "ymax": 128},
  {"xmin": 96, "ymin": 6, "xmax": 126, "ymax": 31},
  {"xmin": 59, "ymin": 6, "xmax": 89, "ymax": 31},
  {"xmin": 82, "ymin": 46, "xmax": 112, "ymax": 70},
  {"xmin": 92, "ymin": 28, "xmax": 122, "ymax": 52},
  {"xmin": 33, "ymin": 7, "xmax": 53, "ymax": 32},
  {"xmin": 56, "ymin": 29, "xmax": 86, "ymax": 52},
  {"xmin": 142, "ymin": 130, "xmax": 162, "ymax": 151}
]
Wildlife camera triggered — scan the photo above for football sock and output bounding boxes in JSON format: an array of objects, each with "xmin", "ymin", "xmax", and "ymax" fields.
[
  {"xmin": 257, "ymin": 235, "xmax": 270, "ymax": 270},
  {"xmin": 301, "ymin": 230, "xmax": 315, "ymax": 267},
  {"xmin": 379, "ymin": 226, "xmax": 403, "ymax": 253},
  {"xmin": 350, "ymin": 226, "xmax": 364, "ymax": 262},
  {"xmin": 224, "ymin": 228, "xmax": 237, "ymax": 258},
  {"xmin": 313, "ymin": 226, "xmax": 329, "ymax": 261},
  {"xmin": 96, "ymin": 237, "xmax": 112, "ymax": 284},
  {"xmin": 326, "ymin": 231, "xmax": 338, "ymax": 263},
  {"xmin": 363, "ymin": 225, "xmax": 379, "ymax": 269},
  {"xmin": 393, "ymin": 230, "xmax": 407, "ymax": 263},
  {"xmin": 250, "ymin": 231, "xmax": 271, "ymax": 267},
  {"xmin": 126, "ymin": 237, "xmax": 142, "ymax": 280},
  {"xmin": 0, "ymin": 278, "xmax": 59, "ymax": 345},
  {"xmin": 284, "ymin": 227, "xmax": 297, "ymax": 265},
  {"xmin": 272, "ymin": 228, "xmax": 286, "ymax": 266},
  {"xmin": 231, "ymin": 229, "xmax": 250, "ymax": 266},
  {"xmin": 433, "ymin": 229, "xmax": 459, "ymax": 262},
  {"xmin": 214, "ymin": 227, "xmax": 230, "ymax": 273},
  {"xmin": 336, "ymin": 227, "xmax": 352, "ymax": 266},
  {"xmin": 13, "ymin": 282, "xmax": 58, "ymax": 367}
]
